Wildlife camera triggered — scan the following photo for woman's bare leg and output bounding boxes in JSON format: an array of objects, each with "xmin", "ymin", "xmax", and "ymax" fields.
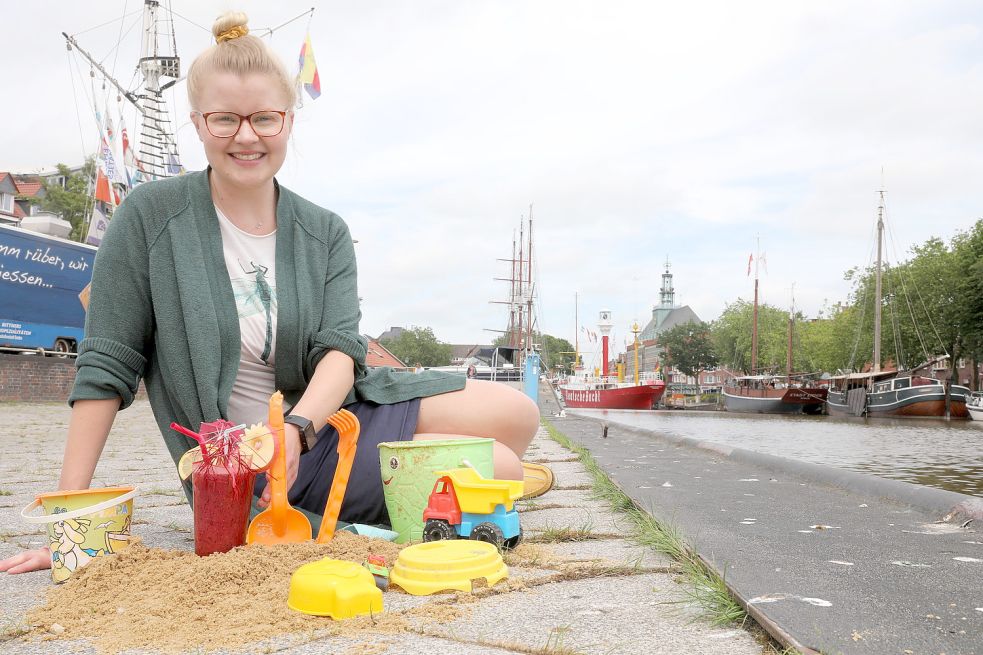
[{"xmin": 415, "ymin": 380, "xmax": 540, "ymax": 480}]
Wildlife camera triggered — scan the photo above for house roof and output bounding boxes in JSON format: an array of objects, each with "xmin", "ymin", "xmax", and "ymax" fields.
[
  {"xmin": 450, "ymin": 344, "xmax": 486, "ymax": 360},
  {"xmin": 0, "ymin": 173, "xmax": 17, "ymax": 195},
  {"xmin": 364, "ymin": 337, "xmax": 406, "ymax": 368},
  {"xmin": 14, "ymin": 179, "xmax": 43, "ymax": 197},
  {"xmin": 640, "ymin": 305, "xmax": 702, "ymax": 341}
]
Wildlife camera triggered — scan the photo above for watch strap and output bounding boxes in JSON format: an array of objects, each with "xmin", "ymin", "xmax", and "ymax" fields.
[{"xmin": 283, "ymin": 414, "xmax": 316, "ymax": 454}]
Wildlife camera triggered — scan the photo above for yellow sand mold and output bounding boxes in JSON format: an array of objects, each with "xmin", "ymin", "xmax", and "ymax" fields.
[
  {"xmin": 390, "ymin": 540, "xmax": 508, "ymax": 596},
  {"xmin": 287, "ymin": 558, "xmax": 383, "ymax": 618}
]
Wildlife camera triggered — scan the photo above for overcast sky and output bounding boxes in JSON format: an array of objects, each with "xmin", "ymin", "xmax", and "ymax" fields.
[{"xmin": 3, "ymin": 1, "xmax": 982, "ymax": 355}]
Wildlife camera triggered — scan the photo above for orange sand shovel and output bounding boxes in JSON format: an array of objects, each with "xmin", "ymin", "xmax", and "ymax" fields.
[
  {"xmin": 246, "ymin": 391, "xmax": 312, "ymax": 544},
  {"xmin": 315, "ymin": 409, "xmax": 360, "ymax": 543}
]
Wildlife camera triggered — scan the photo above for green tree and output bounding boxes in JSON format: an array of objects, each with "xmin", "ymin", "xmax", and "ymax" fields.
[
  {"xmin": 40, "ymin": 159, "xmax": 97, "ymax": 242},
  {"xmin": 658, "ymin": 321, "xmax": 718, "ymax": 379},
  {"xmin": 951, "ymin": 219, "xmax": 983, "ymax": 388},
  {"xmin": 710, "ymin": 300, "xmax": 790, "ymax": 374},
  {"xmin": 380, "ymin": 326, "xmax": 452, "ymax": 367}
]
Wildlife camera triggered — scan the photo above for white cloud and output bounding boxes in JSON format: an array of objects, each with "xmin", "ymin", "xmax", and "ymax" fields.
[{"xmin": 3, "ymin": 0, "xmax": 982, "ymax": 353}]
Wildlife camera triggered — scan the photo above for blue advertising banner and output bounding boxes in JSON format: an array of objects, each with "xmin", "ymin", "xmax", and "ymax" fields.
[{"xmin": 0, "ymin": 225, "xmax": 97, "ymax": 350}]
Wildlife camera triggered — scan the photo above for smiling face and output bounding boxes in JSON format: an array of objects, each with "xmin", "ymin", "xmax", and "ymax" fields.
[{"xmin": 191, "ymin": 71, "xmax": 293, "ymax": 192}]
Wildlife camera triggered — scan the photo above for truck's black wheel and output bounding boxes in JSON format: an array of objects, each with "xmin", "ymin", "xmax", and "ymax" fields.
[
  {"xmin": 53, "ymin": 338, "xmax": 73, "ymax": 357},
  {"xmin": 503, "ymin": 525, "xmax": 523, "ymax": 550},
  {"xmin": 423, "ymin": 519, "xmax": 456, "ymax": 542},
  {"xmin": 470, "ymin": 523, "xmax": 505, "ymax": 549}
]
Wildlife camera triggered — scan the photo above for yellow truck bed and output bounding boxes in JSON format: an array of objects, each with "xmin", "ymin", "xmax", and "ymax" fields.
[{"xmin": 436, "ymin": 467, "xmax": 524, "ymax": 514}]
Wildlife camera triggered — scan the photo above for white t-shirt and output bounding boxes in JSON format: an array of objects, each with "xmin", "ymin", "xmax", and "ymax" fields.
[{"xmin": 215, "ymin": 206, "xmax": 278, "ymax": 427}]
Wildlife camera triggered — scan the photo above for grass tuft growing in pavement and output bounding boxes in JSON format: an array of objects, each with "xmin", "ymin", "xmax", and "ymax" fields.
[
  {"xmin": 541, "ymin": 419, "xmax": 747, "ymax": 628},
  {"xmin": 529, "ymin": 522, "xmax": 598, "ymax": 543}
]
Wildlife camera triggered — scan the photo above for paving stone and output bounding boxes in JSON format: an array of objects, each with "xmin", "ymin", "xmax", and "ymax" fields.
[
  {"xmin": 413, "ymin": 573, "xmax": 762, "ymax": 655},
  {"xmin": 277, "ymin": 631, "xmax": 521, "ymax": 654},
  {"xmin": 541, "ymin": 538, "xmax": 676, "ymax": 569},
  {"xmin": 520, "ymin": 505, "xmax": 627, "ymax": 536},
  {"xmin": 517, "ymin": 488, "xmax": 595, "ymax": 510}
]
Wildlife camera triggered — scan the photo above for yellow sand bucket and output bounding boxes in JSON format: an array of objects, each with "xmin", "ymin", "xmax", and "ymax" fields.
[
  {"xmin": 378, "ymin": 438, "xmax": 493, "ymax": 543},
  {"xmin": 21, "ymin": 486, "xmax": 138, "ymax": 584}
]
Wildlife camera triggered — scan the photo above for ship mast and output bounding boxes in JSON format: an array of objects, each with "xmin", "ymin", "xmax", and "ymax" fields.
[
  {"xmin": 873, "ymin": 188, "xmax": 885, "ymax": 373},
  {"xmin": 786, "ymin": 283, "xmax": 795, "ymax": 378},
  {"xmin": 491, "ymin": 210, "xmax": 536, "ymax": 362},
  {"xmin": 63, "ymin": 0, "xmax": 181, "ymax": 180},
  {"xmin": 525, "ymin": 205, "xmax": 534, "ymax": 355},
  {"xmin": 751, "ymin": 236, "xmax": 760, "ymax": 376}
]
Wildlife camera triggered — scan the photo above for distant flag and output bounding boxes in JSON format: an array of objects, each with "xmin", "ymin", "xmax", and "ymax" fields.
[
  {"xmin": 166, "ymin": 151, "xmax": 184, "ymax": 175},
  {"xmin": 85, "ymin": 203, "xmax": 109, "ymax": 246},
  {"xmin": 104, "ymin": 108, "xmax": 115, "ymax": 143},
  {"xmin": 760, "ymin": 252, "xmax": 768, "ymax": 274},
  {"xmin": 121, "ymin": 122, "xmax": 135, "ymax": 168},
  {"xmin": 93, "ymin": 168, "xmax": 119, "ymax": 206},
  {"xmin": 120, "ymin": 116, "xmax": 140, "ymax": 186},
  {"xmin": 297, "ymin": 33, "xmax": 321, "ymax": 100},
  {"xmin": 747, "ymin": 253, "xmax": 753, "ymax": 277}
]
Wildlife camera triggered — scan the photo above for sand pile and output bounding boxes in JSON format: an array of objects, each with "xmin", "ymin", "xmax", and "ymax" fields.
[{"xmin": 28, "ymin": 533, "xmax": 407, "ymax": 653}]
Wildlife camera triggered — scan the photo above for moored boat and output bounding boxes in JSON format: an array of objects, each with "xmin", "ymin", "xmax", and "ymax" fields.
[
  {"xmin": 559, "ymin": 373, "xmax": 666, "ymax": 410},
  {"xmin": 968, "ymin": 393, "xmax": 983, "ymax": 423},
  {"xmin": 825, "ymin": 189, "xmax": 969, "ymax": 419},
  {"xmin": 722, "ymin": 376, "xmax": 827, "ymax": 414},
  {"xmin": 558, "ymin": 309, "xmax": 666, "ymax": 410}
]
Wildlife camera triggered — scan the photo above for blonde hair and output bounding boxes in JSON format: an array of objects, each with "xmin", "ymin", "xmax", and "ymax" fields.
[{"xmin": 186, "ymin": 11, "xmax": 297, "ymax": 110}]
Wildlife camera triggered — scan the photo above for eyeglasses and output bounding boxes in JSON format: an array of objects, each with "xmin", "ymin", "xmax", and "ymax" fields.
[{"xmin": 195, "ymin": 110, "xmax": 289, "ymax": 138}]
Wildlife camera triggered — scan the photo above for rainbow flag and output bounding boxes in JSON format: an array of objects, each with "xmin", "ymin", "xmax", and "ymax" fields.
[{"xmin": 298, "ymin": 33, "xmax": 321, "ymax": 100}]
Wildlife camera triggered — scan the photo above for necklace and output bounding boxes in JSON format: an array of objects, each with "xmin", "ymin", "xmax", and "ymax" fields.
[{"xmin": 215, "ymin": 198, "xmax": 272, "ymax": 233}]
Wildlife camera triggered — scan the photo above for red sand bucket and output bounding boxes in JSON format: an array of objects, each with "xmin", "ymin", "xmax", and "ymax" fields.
[{"xmin": 21, "ymin": 486, "xmax": 138, "ymax": 583}]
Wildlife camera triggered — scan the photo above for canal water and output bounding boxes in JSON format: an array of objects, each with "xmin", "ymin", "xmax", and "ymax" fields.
[{"xmin": 568, "ymin": 409, "xmax": 983, "ymax": 497}]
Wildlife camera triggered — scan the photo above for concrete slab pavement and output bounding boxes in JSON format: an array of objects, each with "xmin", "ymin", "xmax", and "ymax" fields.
[{"xmin": 0, "ymin": 400, "xmax": 765, "ymax": 655}]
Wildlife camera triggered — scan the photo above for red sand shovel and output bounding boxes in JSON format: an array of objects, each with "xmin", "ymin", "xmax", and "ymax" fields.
[
  {"xmin": 315, "ymin": 409, "xmax": 360, "ymax": 543},
  {"xmin": 246, "ymin": 391, "xmax": 312, "ymax": 544}
]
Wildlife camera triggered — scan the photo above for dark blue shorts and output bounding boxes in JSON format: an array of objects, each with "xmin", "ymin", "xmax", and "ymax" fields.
[{"xmin": 253, "ymin": 399, "xmax": 420, "ymax": 526}]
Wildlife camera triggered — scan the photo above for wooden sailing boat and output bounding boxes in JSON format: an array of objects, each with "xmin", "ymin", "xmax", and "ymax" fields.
[
  {"xmin": 63, "ymin": 1, "xmax": 185, "ymax": 245},
  {"xmin": 722, "ymin": 242, "xmax": 827, "ymax": 414},
  {"xmin": 826, "ymin": 188, "xmax": 971, "ymax": 418}
]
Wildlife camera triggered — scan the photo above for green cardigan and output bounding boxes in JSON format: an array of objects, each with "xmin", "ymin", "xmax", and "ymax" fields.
[{"xmin": 70, "ymin": 170, "xmax": 465, "ymax": 474}]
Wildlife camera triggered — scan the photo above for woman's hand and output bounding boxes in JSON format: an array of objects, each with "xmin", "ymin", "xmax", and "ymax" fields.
[
  {"xmin": 256, "ymin": 423, "xmax": 302, "ymax": 508},
  {"xmin": 0, "ymin": 547, "xmax": 51, "ymax": 574}
]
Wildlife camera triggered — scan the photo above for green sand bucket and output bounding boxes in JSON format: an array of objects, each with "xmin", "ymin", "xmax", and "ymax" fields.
[
  {"xmin": 22, "ymin": 486, "xmax": 137, "ymax": 584},
  {"xmin": 378, "ymin": 439, "xmax": 493, "ymax": 543}
]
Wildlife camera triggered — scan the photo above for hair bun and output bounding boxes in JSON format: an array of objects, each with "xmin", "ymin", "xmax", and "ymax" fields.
[{"xmin": 216, "ymin": 25, "xmax": 249, "ymax": 43}]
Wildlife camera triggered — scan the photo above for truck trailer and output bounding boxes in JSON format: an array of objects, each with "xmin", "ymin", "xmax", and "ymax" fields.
[{"xmin": 0, "ymin": 224, "xmax": 96, "ymax": 354}]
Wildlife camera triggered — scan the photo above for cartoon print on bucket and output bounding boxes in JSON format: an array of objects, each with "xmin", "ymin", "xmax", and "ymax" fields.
[
  {"xmin": 21, "ymin": 486, "xmax": 137, "ymax": 584},
  {"xmin": 378, "ymin": 439, "xmax": 494, "ymax": 544}
]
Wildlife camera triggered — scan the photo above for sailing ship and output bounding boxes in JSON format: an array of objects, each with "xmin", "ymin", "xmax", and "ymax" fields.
[
  {"xmin": 63, "ymin": 0, "xmax": 186, "ymax": 245},
  {"xmin": 826, "ymin": 188, "xmax": 971, "ymax": 418},
  {"xmin": 722, "ymin": 244, "xmax": 827, "ymax": 414},
  {"xmin": 558, "ymin": 310, "xmax": 666, "ymax": 410}
]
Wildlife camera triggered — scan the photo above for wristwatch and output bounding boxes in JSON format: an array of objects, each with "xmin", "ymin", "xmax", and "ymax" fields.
[{"xmin": 283, "ymin": 414, "xmax": 317, "ymax": 454}]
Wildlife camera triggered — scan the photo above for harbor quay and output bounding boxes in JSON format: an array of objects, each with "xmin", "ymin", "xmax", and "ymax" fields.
[{"xmin": 545, "ymin": 409, "xmax": 982, "ymax": 655}]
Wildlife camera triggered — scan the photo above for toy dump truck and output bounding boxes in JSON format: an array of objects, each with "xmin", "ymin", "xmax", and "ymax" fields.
[{"xmin": 422, "ymin": 467, "xmax": 524, "ymax": 550}]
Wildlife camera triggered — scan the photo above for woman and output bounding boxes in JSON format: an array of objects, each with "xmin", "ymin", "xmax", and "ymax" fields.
[{"xmin": 1, "ymin": 12, "xmax": 543, "ymax": 575}]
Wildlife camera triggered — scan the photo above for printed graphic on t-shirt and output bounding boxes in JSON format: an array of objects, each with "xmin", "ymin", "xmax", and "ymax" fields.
[{"xmin": 231, "ymin": 262, "xmax": 277, "ymax": 365}]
